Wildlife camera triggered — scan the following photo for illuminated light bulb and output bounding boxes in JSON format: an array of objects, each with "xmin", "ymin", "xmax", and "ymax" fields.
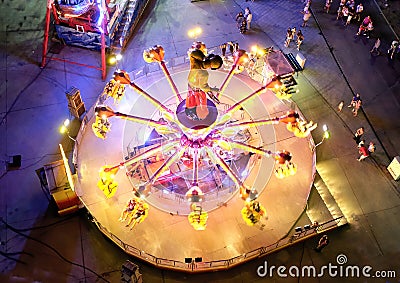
[
  {"xmin": 108, "ymin": 56, "xmax": 117, "ymax": 65},
  {"xmin": 59, "ymin": 125, "xmax": 67, "ymax": 134}
]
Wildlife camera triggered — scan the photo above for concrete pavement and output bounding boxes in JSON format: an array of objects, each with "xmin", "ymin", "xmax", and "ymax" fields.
[{"xmin": 1, "ymin": 0, "xmax": 400, "ymax": 282}]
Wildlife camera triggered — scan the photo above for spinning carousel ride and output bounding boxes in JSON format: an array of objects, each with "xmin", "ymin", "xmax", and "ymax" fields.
[{"xmin": 75, "ymin": 42, "xmax": 317, "ymax": 264}]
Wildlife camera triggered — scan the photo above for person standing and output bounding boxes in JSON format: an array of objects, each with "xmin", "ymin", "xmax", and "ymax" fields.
[
  {"xmin": 352, "ymin": 98, "xmax": 362, "ymax": 116},
  {"xmin": 285, "ymin": 27, "xmax": 295, "ymax": 47},
  {"xmin": 353, "ymin": 127, "xmax": 364, "ymax": 145},
  {"xmin": 337, "ymin": 100, "xmax": 344, "ymax": 112},
  {"xmin": 220, "ymin": 43, "xmax": 227, "ymax": 57},
  {"xmin": 388, "ymin": 40, "xmax": 399, "ymax": 60},
  {"xmin": 244, "ymin": 7, "xmax": 252, "ymax": 30},
  {"xmin": 315, "ymin": 235, "xmax": 329, "ymax": 252},
  {"xmin": 301, "ymin": 9, "xmax": 311, "ymax": 27},
  {"xmin": 236, "ymin": 11, "xmax": 246, "ymax": 33},
  {"xmin": 227, "ymin": 41, "xmax": 234, "ymax": 55},
  {"xmin": 357, "ymin": 16, "xmax": 372, "ymax": 35},
  {"xmin": 357, "ymin": 142, "xmax": 369, "ymax": 161},
  {"xmin": 324, "ymin": 0, "xmax": 332, "ymax": 13},
  {"xmin": 370, "ymin": 38, "xmax": 381, "ymax": 55},
  {"xmin": 348, "ymin": 93, "xmax": 361, "ymax": 108},
  {"xmin": 368, "ymin": 141, "xmax": 376, "ymax": 154},
  {"xmin": 354, "ymin": 3, "xmax": 363, "ymax": 22},
  {"xmin": 357, "ymin": 141, "xmax": 376, "ymax": 161},
  {"xmin": 296, "ymin": 29, "xmax": 304, "ymax": 50},
  {"xmin": 336, "ymin": 0, "xmax": 346, "ymax": 20},
  {"xmin": 345, "ymin": 6, "xmax": 354, "ymax": 26}
]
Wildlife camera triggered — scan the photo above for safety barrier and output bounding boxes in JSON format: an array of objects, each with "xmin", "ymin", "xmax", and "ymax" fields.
[{"xmin": 90, "ymin": 215, "xmax": 345, "ymax": 272}]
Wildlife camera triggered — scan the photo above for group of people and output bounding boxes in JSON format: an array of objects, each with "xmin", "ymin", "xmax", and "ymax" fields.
[
  {"xmin": 348, "ymin": 93, "xmax": 362, "ymax": 116},
  {"xmin": 283, "ymin": 0, "xmax": 310, "ymax": 51},
  {"xmin": 338, "ymin": 94, "xmax": 376, "ymax": 162},
  {"xmin": 284, "ymin": 27, "xmax": 305, "ymax": 50},
  {"xmin": 235, "ymin": 7, "xmax": 252, "ymax": 34},
  {"xmin": 367, "ymin": 31, "xmax": 399, "ymax": 60},
  {"xmin": 219, "ymin": 41, "xmax": 239, "ymax": 57},
  {"xmin": 353, "ymin": 126, "xmax": 376, "ymax": 161},
  {"xmin": 323, "ymin": 0, "xmax": 399, "ymax": 60},
  {"xmin": 356, "ymin": 15, "xmax": 374, "ymax": 38},
  {"xmin": 119, "ymin": 198, "xmax": 149, "ymax": 230},
  {"xmin": 330, "ymin": 0, "xmax": 372, "ymax": 37},
  {"xmin": 335, "ymin": 0, "xmax": 364, "ymax": 27}
]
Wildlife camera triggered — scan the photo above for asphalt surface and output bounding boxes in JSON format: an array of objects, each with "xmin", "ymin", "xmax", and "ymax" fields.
[{"xmin": 1, "ymin": 0, "xmax": 400, "ymax": 282}]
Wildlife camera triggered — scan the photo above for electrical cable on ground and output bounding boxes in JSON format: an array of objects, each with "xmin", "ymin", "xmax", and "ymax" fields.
[
  {"xmin": 9, "ymin": 214, "xmax": 78, "ymax": 232},
  {"xmin": 0, "ymin": 218, "xmax": 110, "ymax": 283}
]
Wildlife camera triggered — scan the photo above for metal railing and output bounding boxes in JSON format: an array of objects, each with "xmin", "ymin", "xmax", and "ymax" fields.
[{"xmin": 89, "ymin": 214, "xmax": 345, "ymax": 272}]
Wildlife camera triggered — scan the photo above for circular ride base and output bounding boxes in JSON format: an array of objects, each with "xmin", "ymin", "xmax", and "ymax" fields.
[{"xmin": 75, "ymin": 66, "xmax": 315, "ymax": 268}]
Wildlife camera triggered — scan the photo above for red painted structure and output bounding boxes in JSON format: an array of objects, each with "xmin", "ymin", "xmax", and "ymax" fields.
[{"xmin": 41, "ymin": 0, "xmax": 150, "ymax": 79}]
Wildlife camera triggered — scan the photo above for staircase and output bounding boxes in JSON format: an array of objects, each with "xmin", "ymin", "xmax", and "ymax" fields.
[
  {"xmin": 306, "ymin": 172, "xmax": 348, "ymax": 227},
  {"xmin": 111, "ymin": 0, "xmax": 150, "ymax": 49},
  {"xmin": 284, "ymin": 53, "xmax": 303, "ymax": 71}
]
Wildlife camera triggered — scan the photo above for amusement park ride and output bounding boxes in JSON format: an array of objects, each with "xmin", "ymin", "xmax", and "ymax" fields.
[
  {"xmin": 41, "ymin": 0, "xmax": 150, "ymax": 79},
  {"xmin": 90, "ymin": 43, "xmax": 318, "ymax": 231}
]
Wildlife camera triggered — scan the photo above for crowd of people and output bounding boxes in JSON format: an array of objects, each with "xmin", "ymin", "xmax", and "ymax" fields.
[
  {"xmin": 235, "ymin": 7, "xmax": 252, "ymax": 34},
  {"xmin": 282, "ymin": 1, "xmax": 311, "ymax": 52},
  {"xmin": 232, "ymin": 0, "xmax": 393, "ymax": 163},
  {"xmin": 322, "ymin": 0, "xmax": 400, "ymax": 59},
  {"xmin": 233, "ymin": 0, "xmax": 399, "ymax": 59}
]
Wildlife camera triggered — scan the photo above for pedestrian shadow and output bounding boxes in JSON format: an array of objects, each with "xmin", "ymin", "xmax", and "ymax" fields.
[
  {"xmin": 244, "ymin": 29, "xmax": 255, "ymax": 35},
  {"xmin": 248, "ymin": 26, "xmax": 262, "ymax": 33},
  {"xmin": 334, "ymin": 20, "xmax": 346, "ymax": 29},
  {"xmin": 353, "ymin": 35, "xmax": 370, "ymax": 46},
  {"xmin": 369, "ymin": 52, "xmax": 379, "ymax": 65},
  {"xmin": 387, "ymin": 56, "xmax": 396, "ymax": 69}
]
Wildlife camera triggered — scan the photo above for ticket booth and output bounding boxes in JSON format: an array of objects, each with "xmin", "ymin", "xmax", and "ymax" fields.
[{"xmin": 39, "ymin": 144, "xmax": 82, "ymax": 215}]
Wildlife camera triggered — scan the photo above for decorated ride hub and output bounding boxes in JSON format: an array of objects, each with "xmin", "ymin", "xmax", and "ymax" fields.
[
  {"xmin": 41, "ymin": 0, "xmax": 150, "ymax": 79},
  {"xmin": 73, "ymin": 42, "xmax": 317, "ymax": 271}
]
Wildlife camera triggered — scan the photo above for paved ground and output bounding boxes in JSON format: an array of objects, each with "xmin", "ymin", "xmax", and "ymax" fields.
[{"xmin": 1, "ymin": 0, "xmax": 400, "ymax": 282}]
